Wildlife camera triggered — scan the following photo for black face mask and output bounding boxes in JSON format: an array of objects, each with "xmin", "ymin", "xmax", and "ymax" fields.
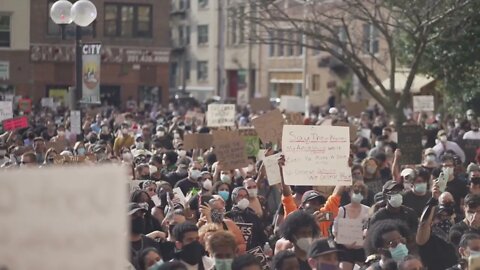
[
  {"xmin": 178, "ymin": 241, "xmax": 205, "ymax": 265},
  {"xmin": 131, "ymin": 216, "xmax": 145, "ymax": 234}
]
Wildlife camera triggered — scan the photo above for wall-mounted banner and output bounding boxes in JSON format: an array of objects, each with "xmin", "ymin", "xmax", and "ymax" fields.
[{"xmin": 82, "ymin": 43, "xmax": 102, "ymax": 104}]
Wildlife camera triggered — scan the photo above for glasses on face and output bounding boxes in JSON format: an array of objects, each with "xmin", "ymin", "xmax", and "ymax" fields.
[
  {"xmin": 246, "ymin": 185, "xmax": 257, "ymax": 190},
  {"xmin": 386, "ymin": 236, "xmax": 406, "ymax": 248}
]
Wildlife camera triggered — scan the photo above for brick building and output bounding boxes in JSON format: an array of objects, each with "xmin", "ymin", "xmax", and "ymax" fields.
[{"xmin": 26, "ymin": 0, "xmax": 171, "ymax": 108}]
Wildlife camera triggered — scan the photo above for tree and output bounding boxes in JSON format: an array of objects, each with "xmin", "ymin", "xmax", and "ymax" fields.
[{"xmin": 243, "ymin": 0, "xmax": 474, "ymax": 123}]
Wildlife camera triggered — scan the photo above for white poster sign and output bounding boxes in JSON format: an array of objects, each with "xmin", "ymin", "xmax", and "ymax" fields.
[
  {"xmin": 237, "ymin": 89, "xmax": 249, "ymax": 107},
  {"xmin": 41, "ymin": 97, "xmax": 55, "ymax": 109},
  {"xmin": 282, "ymin": 125, "xmax": 352, "ymax": 186},
  {"xmin": 0, "ymin": 61, "xmax": 9, "ymax": 80},
  {"xmin": 263, "ymin": 153, "xmax": 282, "ymax": 185},
  {"xmin": 335, "ymin": 219, "xmax": 364, "ymax": 246},
  {"xmin": 280, "ymin": 95, "xmax": 306, "ymax": 113},
  {"xmin": 413, "ymin": 95, "xmax": 434, "ymax": 112},
  {"xmin": 0, "ymin": 165, "xmax": 127, "ymax": 270},
  {"xmin": 207, "ymin": 104, "xmax": 236, "ymax": 127},
  {"xmin": 70, "ymin": 110, "xmax": 81, "ymax": 135},
  {"xmin": 0, "ymin": 100, "xmax": 13, "ymax": 121}
]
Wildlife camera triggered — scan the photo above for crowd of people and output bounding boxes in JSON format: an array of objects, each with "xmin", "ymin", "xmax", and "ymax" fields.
[{"xmin": 1, "ymin": 98, "xmax": 480, "ymax": 270}]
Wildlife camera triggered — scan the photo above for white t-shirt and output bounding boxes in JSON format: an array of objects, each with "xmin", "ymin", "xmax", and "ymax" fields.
[
  {"xmin": 333, "ymin": 204, "xmax": 370, "ymax": 245},
  {"xmin": 463, "ymin": 131, "xmax": 480, "ymax": 140}
]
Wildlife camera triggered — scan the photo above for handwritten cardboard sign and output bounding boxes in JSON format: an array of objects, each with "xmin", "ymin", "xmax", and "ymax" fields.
[
  {"xmin": 413, "ymin": 95, "xmax": 434, "ymax": 112},
  {"xmin": 207, "ymin": 104, "xmax": 236, "ymax": 127},
  {"xmin": 280, "ymin": 95, "xmax": 306, "ymax": 113},
  {"xmin": 0, "ymin": 165, "xmax": 127, "ymax": 270},
  {"xmin": 0, "ymin": 101, "xmax": 13, "ymax": 122},
  {"xmin": 282, "ymin": 125, "xmax": 352, "ymax": 186},
  {"xmin": 333, "ymin": 121, "xmax": 356, "ymax": 142},
  {"xmin": 263, "ymin": 153, "xmax": 282, "ymax": 185},
  {"xmin": 398, "ymin": 125, "xmax": 423, "ymax": 165},
  {"xmin": 335, "ymin": 218, "xmax": 364, "ymax": 246},
  {"xmin": 247, "ymin": 246, "xmax": 270, "ymax": 270},
  {"xmin": 250, "ymin": 97, "xmax": 271, "ymax": 112},
  {"xmin": 344, "ymin": 100, "xmax": 368, "ymax": 117},
  {"xmin": 212, "ymin": 130, "xmax": 248, "ymax": 170},
  {"xmin": 185, "ymin": 111, "xmax": 205, "ymax": 127},
  {"xmin": 183, "ymin": 133, "xmax": 213, "ymax": 150},
  {"xmin": 3, "ymin": 116, "xmax": 28, "ymax": 131},
  {"xmin": 252, "ymin": 109, "xmax": 285, "ymax": 146}
]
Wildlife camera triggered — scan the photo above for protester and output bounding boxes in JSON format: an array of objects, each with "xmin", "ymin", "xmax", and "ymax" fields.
[
  {"xmin": 402, "ymin": 169, "xmax": 431, "ymax": 218},
  {"xmin": 206, "ymin": 231, "xmax": 237, "ymax": 270},
  {"xmin": 172, "ymin": 222, "xmax": 214, "ymax": 270},
  {"xmin": 231, "ymin": 254, "xmax": 263, "ymax": 270},
  {"xmin": 307, "ymin": 238, "xmax": 340, "ymax": 270},
  {"xmin": 271, "ymin": 250, "xmax": 300, "ymax": 270},
  {"xmin": 450, "ymin": 194, "xmax": 480, "ymax": 247},
  {"xmin": 447, "ymin": 233, "xmax": 480, "ymax": 270}
]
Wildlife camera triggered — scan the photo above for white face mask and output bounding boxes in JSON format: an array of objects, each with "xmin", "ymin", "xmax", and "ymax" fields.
[
  {"xmin": 190, "ymin": 169, "xmax": 201, "ymax": 180},
  {"xmin": 177, "ymin": 150, "xmax": 187, "ymax": 158},
  {"xmin": 295, "ymin": 237, "xmax": 313, "ymax": 252},
  {"xmin": 388, "ymin": 193, "xmax": 403, "ymax": 208},
  {"xmin": 156, "ymin": 131, "xmax": 165, "ymax": 137},
  {"xmin": 425, "ymin": 155, "xmax": 436, "ymax": 162},
  {"xmin": 375, "ymin": 141, "xmax": 383, "ymax": 148},
  {"xmin": 247, "ymin": 188, "xmax": 258, "ymax": 198},
  {"xmin": 247, "ymin": 164, "xmax": 255, "ymax": 172},
  {"xmin": 237, "ymin": 198, "xmax": 250, "ymax": 210},
  {"xmin": 351, "ymin": 193, "xmax": 364, "ymax": 204},
  {"xmin": 135, "ymin": 142, "xmax": 144, "ymax": 149},
  {"xmin": 421, "ymin": 139, "xmax": 427, "ymax": 146},
  {"xmin": 203, "ymin": 179, "xmax": 213, "ymax": 190}
]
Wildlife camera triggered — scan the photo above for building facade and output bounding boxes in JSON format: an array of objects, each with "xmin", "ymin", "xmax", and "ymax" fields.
[{"xmin": 27, "ymin": 0, "xmax": 171, "ymax": 108}]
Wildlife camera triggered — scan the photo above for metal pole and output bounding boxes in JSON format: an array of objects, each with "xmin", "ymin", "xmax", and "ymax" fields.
[{"xmin": 75, "ymin": 25, "xmax": 82, "ymax": 110}]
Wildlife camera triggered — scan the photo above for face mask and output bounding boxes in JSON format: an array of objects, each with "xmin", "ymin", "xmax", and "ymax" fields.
[
  {"xmin": 101, "ymin": 126, "xmax": 109, "ymax": 134},
  {"xmin": 77, "ymin": 148, "xmax": 86, "ymax": 156},
  {"xmin": 414, "ymin": 183, "xmax": 427, "ymax": 194},
  {"xmin": 122, "ymin": 152, "xmax": 133, "ymax": 162},
  {"xmin": 467, "ymin": 115, "xmax": 474, "ymax": 121},
  {"xmin": 179, "ymin": 241, "xmax": 205, "ymax": 265},
  {"xmin": 388, "ymin": 193, "xmax": 403, "ymax": 208},
  {"xmin": 421, "ymin": 139, "xmax": 427, "ymax": 146},
  {"xmin": 435, "ymin": 219, "xmax": 453, "ymax": 234},
  {"xmin": 295, "ymin": 237, "xmax": 313, "ymax": 253},
  {"xmin": 366, "ymin": 166, "xmax": 377, "ymax": 175},
  {"xmin": 156, "ymin": 131, "xmax": 165, "ymax": 137},
  {"xmin": 190, "ymin": 169, "xmax": 201, "ymax": 180},
  {"xmin": 147, "ymin": 260, "xmax": 164, "ymax": 270},
  {"xmin": 57, "ymin": 131, "xmax": 65, "ymax": 136},
  {"xmin": 202, "ymin": 179, "xmax": 213, "ymax": 190},
  {"xmin": 443, "ymin": 167, "xmax": 454, "ymax": 181},
  {"xmin": 214, "ymin": 258, "xmax": 233, "ymax": 270},
  {"xmin": 218, "ymin": 190, "xmax": 230, "ymax": 201},
  {"xmin": 389, "ymin": 243, "xmax": 409, "ymax": 262},
  {"xmin": 440, "ymin": 135, "xmax": 447, "ymax": 143},
  {"xmin": 375, "ymin": 141, "xmax": 383, "ymax": 148},
  {"xmin": 221, "ymin": 175, "xmax": 231, "ymax": 184},
  {"xmin": 247, "ymin": 188, "xmax": 258, "ymax": 198},
  {"xmin": 130, "ymin": 216, "xmax": 145, "ymax": 234},
  {"xmin": 351, "ymin": 193, "xmax": 364, "ymax": 204},
  {"xmin": 425, "ymin": 155, "xmax": 436, "ymax": 162},
  {"xmin": 177, "ymin": 150, "xmax": 187, "ymax": 158},
  {"xmin": 211, "ymin": 209, "xmax": 225, "ymax": 223},
  {"xmin": 247, "ymin": 164, "xmax": 255, "ymax": 172},
  {"xmin": 237, "ymin": 198, "xmax": 250, "ymax": 210},
  {"xmin": 469, "ymin": 249, "xmax": 480, "ymax": 258},
  {"xmin": 135, "ymin": 142, "xmax": 144, "ymax": 149}
]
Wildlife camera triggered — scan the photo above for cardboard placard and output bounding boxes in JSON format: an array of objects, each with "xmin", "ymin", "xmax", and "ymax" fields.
[
  {"xmin": 252, "ymin": 109, "xmax": 285, "ymax": 146},
  {"xmin": 0, "ymin": 165, "xmax": 127, "ymax": 270},
  {"xmin": 333, "ymin": 121, "xmax": 356, "ymax": 142},
  {"xmin": 335, "ymin": 218, "xmax": 365, "ymax": 246},
  {"xmin": 207, "ymin": 104, "xmax": 236, "ymax": 127},
  {"xmin": 282, "ymin": 125, "xmax": 352, "ymax": 186},
  {"xmin": 237, "ymin": 90, "xmax": 249, "ymax": 107},
  {"xmin": 284, "ymin": 112, "xmax": 304, "ymax": 125},
  {"xmin": 398, "ymin": 125, "xmax": 423, "ymax": 165},
  {"xmin": 18, "ymin": 98, "xmax": 32, "ymax": 113},
  {"xmin": 0, "ymin": 101, "xmax": 13, "ymax": 122},
  {"xmin": 344, "ymin": 100, "xmax": 368, "ymax": 117},
  {"xmin": 212, "ymin": 130, "xmax": 248, "ymax": 170},
  {"xmin": 280, "ymin": 95, "xmax": 306, "ymax": 113},
  {"xmin": 238, "ymin": 128, "xmax": 258, "ymax": 137},
  {"xmin": 47, "ymin": 140, "xmax": 68, "ymax": 153},
  {"xmin": 263, "ymin": 153, "xmax": 282, "ymax": 185},
  {"xmin": 250, "ymin": 97, "xmax": 271, "ymax": 112},
  {"xmin": 413, "ymin": 95, "xmax": 434, "ymax": 112},
  {"xmin": 460, "ymin": 139, "xmax": 480, "ymax": 164},
  {"xmin": 3, "ymin": 116, "xmax": 28, "ymax": 131},
  {"xmin": 183, "ymin": 133, "xmax": 214, "ymax": 150},
  {"xmin": 236, "ymin": 222, "xmax": 253, "ymax": 244},
  {"xmin": 185, "ymin": 111, "xmax": 205, "ymax": 127},
  {"xmin": 247, "ymin": 246, "xmax": 270, "ymax": 270}
]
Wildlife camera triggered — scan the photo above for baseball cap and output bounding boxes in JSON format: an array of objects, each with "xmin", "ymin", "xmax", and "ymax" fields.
[
  {"xmin": 382, "ymin": 180, "xmax": 404, "ymax": 194},
  {"xmin": 301, "ymin": 190, "xmax": 326, "ymax": 205},
  {"xmin": 308, "ymin": 238, "xmax": 340, "ymax": 258},
  {"xmin": 467, "ymin": 163, "xmax": 480, "ymax": 174},
  {"xmin": 400, "ymin": 168, "xmax": 415, "ymax": 180},
  {"xmin": 128, "ymin": 202, "xmax": 148, "ymax": 215}
]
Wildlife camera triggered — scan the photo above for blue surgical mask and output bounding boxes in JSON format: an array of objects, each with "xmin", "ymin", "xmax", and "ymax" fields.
[
  {"xmin": 218, "ymin": 190, "xmax": 230, "ymax": 201},
  {"xmin": 389, "ymin": 243, "xmax": 409, "ymax": 262},
  {"xmin": 414, "ymin": 183, "xmax": 427, "ymax": 194},
  {"xmin": 214, "ymin": 258, "xmax": 233, "ymax": 270}
]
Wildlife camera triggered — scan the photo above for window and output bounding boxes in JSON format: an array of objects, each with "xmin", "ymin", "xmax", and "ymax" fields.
[
  {"xmin": 104, "ymin": 4, "xmax": 152, "ymax": 38},
  {"xmin": 185, "ymin": 26, "xmax": 191, "ymax": 45},
  {"xmin": 178, "ymin": 26, "xmax": 185, "ymax": 45},
  {"xmin": 268, "ymin": 31, "xmax": 275, "ymax": 57},
  {"xmin": 199, "ymin": 0, "xmax": 208, "ymax": 8},
  {"xmin": 286, "ymin": 31, "xmax": 294, "ymax": 56},
  {"xmin": 48, "ymin": 1, "xmax": 95, "ymax": 37},
  {"xmin": 238, "ymin": 6, "xmax": 245, "ymax": 44},
  {"xmin": 363, "ymin": 24, "xmax": 379, "ymax": 54},
  {"xmin": 311, "ymin": 74, "xmax": 320, "ymax": 91},
  {"xmin": 296, "ymin": 33, "xmax": 303, "ymax": 56},
  {"xmin": 197, "ymin": 25, "xmax": 209, "ymax": 45},
  {"xmin": 0, "ymin": 15, "xmax": 10, "ymax": 47},
  {"xmin": 197, "ymin": 61, "xmax": 208, "ymax": 81},
  {"xmin": 277, "ymin": 30, "xmax": 284, "ymax": 56},
  {"xmin": 229, "ymin": 8, "xmax": 237, "ymax": 45},
  {"xmin": 185, "ymin": 61, "xmax": 190, "ymax": 80}
]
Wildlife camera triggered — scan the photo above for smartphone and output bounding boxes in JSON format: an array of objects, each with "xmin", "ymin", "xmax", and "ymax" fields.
[{"xmin": 437, "ymin": 172, "xmax": 447, "ymax": 193}]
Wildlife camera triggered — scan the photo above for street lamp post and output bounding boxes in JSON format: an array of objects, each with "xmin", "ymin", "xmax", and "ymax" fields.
[{"xmin": 50, "ymin": 0, "xmax": 97, "ymax": 110}]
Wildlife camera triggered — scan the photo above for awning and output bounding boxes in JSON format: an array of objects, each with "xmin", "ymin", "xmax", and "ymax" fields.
[
  {"xmin": 177, "ymin": 86, "xmax": 215, "ymax": 92},
  {"xmin": 269, "ymin": 72, "xmax": 303, "ymax": 84},
  {"xmin": 377, "ymin": 68, "xmax": 435, "ymax": 93}
]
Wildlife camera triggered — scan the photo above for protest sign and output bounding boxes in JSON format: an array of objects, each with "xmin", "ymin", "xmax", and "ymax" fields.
[
  {"xmin": 47, "ymin": 139, "xmax": 69, "ymax": 153},
  {"xmin": 128, "ymin": 180, "xmax": 143, "ymax": 192},
  {"xmin": 250, "ymin": 97, "xmax": 271, "ymax": 112},
  {"xmin": 237, "ymin": 89, "xmax": 249, "ymax": 106},
  {"xmin": 344, "ymin": 100, "xmax": 368, "ymax": 117},
  {"xmin": 70, "ymin": 110, "xmax": 81, "ymax": 135},
  {"xmin": 413, "ymin": 95, "xmax": 434, "ymax": 112},
  {"xmin": 280, "ymin": 95, "xmax": 306, "ymax": 113},
  {"xmin": 236, "ymin": 222, "xmax": 253, "ymax": 243},
  {"xmin": 284, "ymin": 112, "xmax": 304, "ymax": 125},
  {"xmin": 212, "ymin": 130, "xmax": 248, "ymax": 170},
  {"xmin": 252, "ymin": 109, "xmax": 284, "ymax": 146},
  {"xmin": 360, "ymin": 128, "xmax": 372, "ymax": 140},
  {"xmin": 334, "ymin": 121, "xmax": 357, "ymax": 142},
  {"xmin": 3, "ymin": 116, "xmax": 28, "ymax": 131},
  {"xmin": 41, "ymin": 97, "xmax": 55, "ymax": 109},
  {"xmin": 185, "ymin": 111, "xmax": 205, "ymax": 127},
  {"xmin": 0, "ymin": 165, "xmax": 127, "ymax": 270},
  {"xmin": 243, "ymin": 136, "xmax": 260, "ymax": 158},
  {"xmin": 183, "ymin": 133, "xmax": 214, "ymax": 150},
  {"xmin": 207, "ymin": 104, "xmax": 236, "ymax": 127},
  {"xmin": 282, "ymin": 125, "xmax": 352, "ymax": 186},
  {"xmin": 0, "ymin": 101, "xmax": 13, "ymax": 122},
  {"xmin": 18, "ymin": 98, "xmax": 32, "ymax": 113},
  {"xmin": 247, "ymin": 246, "xmax": 270, "ymax": 270},
  {"xmin": 257, "ymin": 149, "xmax": 267, "ymax": 162},
  {"xmin": 263, "ymin": 153, "xmax": 282, "ymax": 185},
  {"xmin": 398, "ymin": 125, "xmax": 423, "ymax": 165},
  {"xmin": 460, "ymin": 139, "xmax": 480, "ymax": 164},
  {"xmin": 335, "ymin": 219, "xmax": 365, "ymax": 246}
]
